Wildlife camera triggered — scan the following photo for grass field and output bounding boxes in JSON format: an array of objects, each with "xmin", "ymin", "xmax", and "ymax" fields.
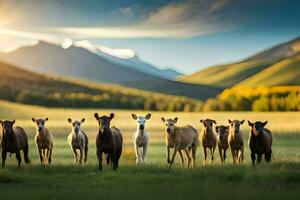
[{"xmin": 0, "ymin": 100, "xmax": 300, "ymax": 200}]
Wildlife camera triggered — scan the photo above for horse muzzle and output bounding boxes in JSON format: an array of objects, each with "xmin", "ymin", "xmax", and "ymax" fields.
[{"xmin": 139, "ymin": 125, "xmax": 145, "ymax": 130}]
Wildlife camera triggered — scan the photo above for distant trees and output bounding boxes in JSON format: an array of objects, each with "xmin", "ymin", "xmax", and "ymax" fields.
[
  {"xmin": 202, "ymin": 86, "xmax": 300, "ymax": 112},
  {"xmin": 1, "ymin": 63, "xmax": 299, "ymax": 112}
]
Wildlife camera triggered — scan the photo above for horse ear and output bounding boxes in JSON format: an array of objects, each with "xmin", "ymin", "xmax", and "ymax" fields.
[
  {"xmin": 173, "ymin": 117, "xmax": 178, "ymax": 123},
  {"xmin": 94, "ymin": 113, "xmax": 99, "ymax": 120},
  {"xmin": 81, "ymin": 118, "xmax": 85, "ymax": 123},
  {"xmin": 32, "ymin": 118, "xmax": 36, "ymax": 122},
  {"xmin": 212, "ymin": 120, "xmax": 217, "ymax": 124},
  {"xmin": 132, "ymin": 114, "xmax": 137, "ymax": 120},
  {"xmin": 145, "ymin": 113, "xmax": 151, "ymax": 120},
  {"xmin": 45, "ymin": 118, "xmax": 48, "ymax": 121},
  {"xmin": 262, "ymin": 121, "xmax": 268, "ymax": 127},
  {"xmin": 68, "ymin": 118, "xmax": 72, "ymax": 123},
  {"xmin": 248, "ymin": 120, "xmax": 253, "ymax": 127},
  {"xmin": 12, "ymin": 120, "xmax": 15, "ymax": 124},
  {"xmin": 215, "ymin": 126, "xmax": 220, "ymax": 132},
  {"xmin": 161, "ymin": 117, "xmax": 165, "ymax": 123},
  {"xmin": 240, "ymin": 120, "xmax": 245, "ymax": 124},
  {"xmin": 200, "ymin": 119, "xmax": 203, "ymax": 123},
  {"xmin": 109, "ymin": 113, "xmax": 114, "ymax": 120},
  {"xmin": 228, "ymin": 119, "xmax": 232, "ymax": 124}
]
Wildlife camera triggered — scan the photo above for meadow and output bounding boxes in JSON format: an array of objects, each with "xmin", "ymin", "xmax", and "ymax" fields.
[{"xmin": 0, "ymin": 100, "xmax": 300, "ymax": 200}]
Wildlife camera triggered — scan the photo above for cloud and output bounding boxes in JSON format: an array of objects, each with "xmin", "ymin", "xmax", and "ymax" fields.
[
  {"xmin": 55, "ymin": 0, "xmax": 236, "ymax": 39},
  {"xmin": 0, "ymin": 28, "xmax": 61, "ymax": 42}
]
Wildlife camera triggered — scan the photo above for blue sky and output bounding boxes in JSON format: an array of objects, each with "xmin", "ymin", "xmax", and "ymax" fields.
[{"xmin": 0, "ymin": 0, "xmax": 299, "ymax": 74}]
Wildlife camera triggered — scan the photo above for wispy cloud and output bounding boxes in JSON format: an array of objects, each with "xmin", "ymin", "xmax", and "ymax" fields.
[
  {"xmin": 55, "ymin": 0, "xmax": 235, "ymax": 39},
  {"xmin": 0, "ymin": 28, "xmax": 61, "ymax": 42}
]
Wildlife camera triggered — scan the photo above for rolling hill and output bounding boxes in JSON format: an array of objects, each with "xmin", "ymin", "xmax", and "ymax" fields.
[
  {"xmin": 0, "ymin": 59, "xmax": 203, "ymax": 111},
  {"xmin": 180, "ymin": 36, "xmax": 300, "ymax": 88},
  {"xmin": 238, "ymin": 54, "xmax": 300, "ymax": 86},
  {"xmin": 0, "ymin": 41, "xmax": 220, "ymax": 100}
]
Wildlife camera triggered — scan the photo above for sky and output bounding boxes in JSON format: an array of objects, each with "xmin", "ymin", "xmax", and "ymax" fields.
[{"xmin": 0, "ymin": 0, "xmax": 299, "ymax": 74}]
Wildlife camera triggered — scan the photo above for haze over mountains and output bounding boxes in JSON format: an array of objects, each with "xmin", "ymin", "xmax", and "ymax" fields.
[
  {"xmin": 0, "ymin": 40, "xmax": 220, "ymax": 100},
  {"xmin": 180, "ymin": 37, "xmax": 300, "ymax": 88}
]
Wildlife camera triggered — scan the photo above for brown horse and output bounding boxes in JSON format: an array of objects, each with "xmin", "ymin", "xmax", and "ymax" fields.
[
  {"xmin": 215, "ymin": 125, "xmax": 229, "ymax": 163},
  {"xmin": 32, "ymin": 118, "xmax": 54, "ymax": 165},
  {"xmin": 67, "ymin": 118, "xmax": 88, "ymax": 164},
  {"xmin": 94, "ymin": 113, "xmax": 123, "ymax": 171},
  {"xmin": 248, "ymin": 121, "xmax": 273, "ymax": 165},
  {"xmin": 0, "ymin": 120, "xmax": 30, "ymax": 168},
  {"xmin": 162, "ymin": 117, "xmax": 198, "ymax": 170},
  {"xmin": 228, "ymin": 119, "xmax": 245, "ymax": 164},
  {"xmin": 200, "ymin": 119, "xmax": 217, "ymax": 165}
]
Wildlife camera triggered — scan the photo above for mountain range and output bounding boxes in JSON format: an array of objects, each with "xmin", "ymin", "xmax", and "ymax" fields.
[{"xmin": 0, "ymin": 40, "xmax": 220, "ymax": 100}]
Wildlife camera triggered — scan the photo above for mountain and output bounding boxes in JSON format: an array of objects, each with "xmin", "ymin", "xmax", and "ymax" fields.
[
  {"xmin": 0, "ymin": 41, "xmax": 220, "ymax": 100},
  {"xmin": 180, "ymin": 36, "xmax": 300, "ymax": 88},
  {"xmin": 73, "ymin": 40, "xmax": 182, "ymax": 79},
  {"xmin": 245, "ymin": 36, "xmax": 300, "ymax": 62},
  {"xmin": 238, "ymin": 53, "xmax": 300, "ymax": 86},
  {"xmin": 0, "ymin": 59, "xmax": 202, "ymax": 110}
]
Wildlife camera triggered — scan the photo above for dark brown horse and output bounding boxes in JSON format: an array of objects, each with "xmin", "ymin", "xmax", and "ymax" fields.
[
  {"xmin": 0, "ymin": 120, "xmax": 30, "ymax": 168},
  {"xmin": 215, "ymin": 125, "xmax": 229, "ymax": 163},
  {"xmin": 94, "ymin": 113, "xmax": 123, "ymax": 171},
  {"xmin": 248, "ymin": 121, "xmax": 273, "ymax": 165}
]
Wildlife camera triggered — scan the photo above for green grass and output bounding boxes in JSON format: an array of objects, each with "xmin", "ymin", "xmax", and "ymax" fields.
[{"xmin": 0, "ymin": 101, "xmax": 300, "ymax": 199}]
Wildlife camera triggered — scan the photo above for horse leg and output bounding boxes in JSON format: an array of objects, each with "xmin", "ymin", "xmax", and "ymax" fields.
[
  {"xmin": 96, "ymin": 148, "xmax": 103, "ymax": 171},
  {"xmin": 257, "ymin": 154, "xmax": 262, "ymax": 164},
  {"xmin": 2, "ymin": 150, "xmax": 7, "ymax": 168},
  {"xmin": 203, "ymin": 147, "xmax": 207, "ymax": 166},
  {"xmin": 111, "ymin": 150, "xmax": 118, "ymax": 170},
  {"xmin": 72, "ymin": 147, "xmax": 78, "ymax": 164},
  {"xmin": 16, "ymin": 151, "xmax": 22, "ymax": 167},
  {"xmin": 42, "ymin": 149, "xmax": 47, "ymax": 164},
  {"xmin": 84, "ymin": 145, "xmax": 88, "ymax": 164},
  {"xmin": 223, "ymin": 149, "xmax": 227, "ymax": 163},
  {"xmin": 191, "ymin": 145, "xmax": 197, "ymax": 168},
  {"xmin": 166, "ymin": 146, "xmax": 171, "ymax": 164},
  {"xmin": 23, "ymin": 144, "xmax": 31, "ymax": 164},
  {"xmin": 231, "ymin": 148, "xmax": 236, "ymax": 164},
  {"xmin": 134, "ymin": 143, "xmax": 141, "ymax": 164},
  {"xmin": 106, "ymin": 154, "xmax": 110, "ymax": 165},
  {"xmin": 79, "ymin": 147, "xmax": 83, "ymax": 164},
  {"xmin": 46, "ymin": 148, "xmax": 52, "ymax": 164},
  {"xmin": 116, "ymin": 148, "xmax": 122, "ymax": 169},
  {"xmin": 239, "ymin": 149, "xmax": 244, "ymax": 164},
  {"xmin": 169, "ymin": 146, "xmax": 178, "ymax": 170},
  {"xmin": 37, "ymin": 147, "xmax": 43, "ymax": 164},
  {"xmin": 265, "ymin": 149, "xmax": 272, "ymax": 162},
  {"xmin": 184, "ymin": 149, "xmax": 192, "ymax": 168},
  {"xmin": 178, "ymin": 150, "xmax": 184, "ymax": 166},
  {"xmin": 210, "ymin": 147, "xmax": 215, "ymax": 165},
  {"xmin": 218, "ymin": 146, "xmax": 223, "ymax": 163},
  {"xmin": 142, "ymin": 143, "xmax": 148, "ymax": 163},
  {"xmin": 251, "ymin": 152, "xmax": 256, "ymax": 166},
  {"xmin": 48, "ymin": 148, "xmax": 52, "ymax": 164}
]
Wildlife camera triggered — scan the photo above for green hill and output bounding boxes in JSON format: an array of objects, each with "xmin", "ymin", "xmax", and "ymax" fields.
[
  {"xmin": 180, "ymin": 36, "xmax": 300, "ymax": 88},
  {"xmin": 0, "ymin": 60, "xmax": 203, "ymax": 111},
  {"xmin": 179, "ymin": 60, "xmax": 272, "ymax": 88},
  {"xmin": 238, "ymin": 54, "xmax": 300, "ymax": 86}
]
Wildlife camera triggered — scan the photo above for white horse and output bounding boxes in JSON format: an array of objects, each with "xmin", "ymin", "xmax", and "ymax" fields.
[{"xmin": 132, "ymin": 113, "xmax": 151, "ymax": 164}]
